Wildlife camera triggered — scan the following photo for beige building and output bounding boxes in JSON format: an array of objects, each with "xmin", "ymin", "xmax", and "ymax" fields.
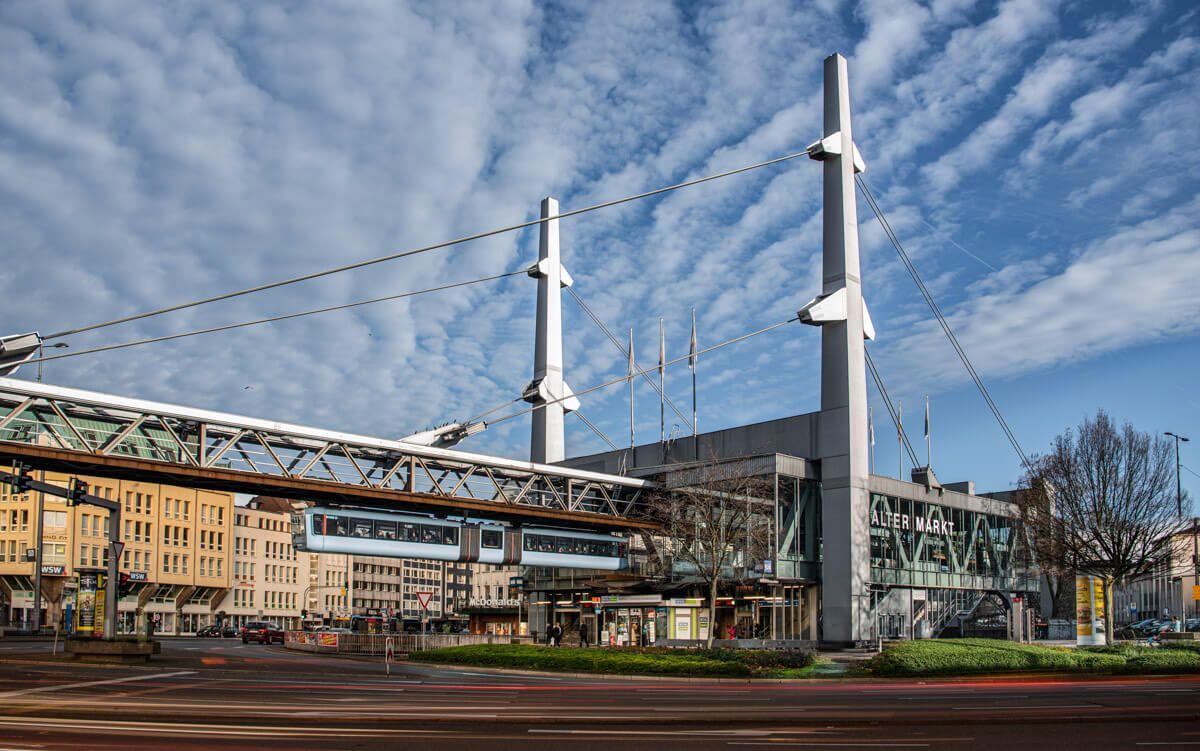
[
  {"xmin": 0, "ymin": 467, "xmax": 234, "ymax": 635},
  {"xmin": 1113, "ymin": 518, "xmax": 1200, "ymax": 624},
  {"xmin": 214, "ymin": 499, "xmax": 308, "ymax": 630}
]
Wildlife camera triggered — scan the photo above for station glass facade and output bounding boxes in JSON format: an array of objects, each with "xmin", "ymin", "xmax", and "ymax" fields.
[{"xmin": 868, "ymin": 492, "xmax": 1038, "ymax": 593}]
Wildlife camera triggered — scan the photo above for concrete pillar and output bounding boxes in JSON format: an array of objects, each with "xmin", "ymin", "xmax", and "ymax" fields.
[
  {"xmin": 526, "ymin": 197, "xmax": 576, "ymax": 464},
  {"xmin": 815, "ymin": 53, "xmax": 871, "ymax": 644}
]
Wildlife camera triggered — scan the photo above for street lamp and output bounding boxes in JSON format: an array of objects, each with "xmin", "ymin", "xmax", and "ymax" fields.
[
  {"xmin": 1166, "ymin": 431, "xmax": 1195, "ymax": 619},
  {"xmin": 36, "ymin": 342, "xmax": 69, "ymax": 383},
  {"xmin": 1165, "ymin": 432, "xmax": 1190, "ymax": 520}
]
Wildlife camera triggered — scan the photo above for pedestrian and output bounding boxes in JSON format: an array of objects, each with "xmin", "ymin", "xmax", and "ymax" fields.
[
  {"xmin": 1173, "ymin": 616, "xmax": 1183, "ymax": 633},
  {"xmin": 551, "ymin": 622, "xmax": 561, "ymax": 647},
  {"xmin": 579, "ymin": 625, "xmax": 589, "ymax": 648}
]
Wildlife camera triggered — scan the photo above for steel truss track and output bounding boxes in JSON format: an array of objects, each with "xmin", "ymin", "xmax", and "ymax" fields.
[{"xmin": 0, "ymin": 378, "xmax": 653, "ymax": 531}]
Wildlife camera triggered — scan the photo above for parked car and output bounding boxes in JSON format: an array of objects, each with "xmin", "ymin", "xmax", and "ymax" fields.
[
  {"xmin": 221, "ymin": 624, "xmax": 238, "ymax": 638},
  {"xmin": 196, "ymin": 625, "xmax": 221, "ymax": 638},
  {"xmin": 241, "ymin": 621, "xmax": 284, "ymax": 644},
  {"xmin": 1186, "ymin": 618, "xmax": 1200, "ymax": 633}
]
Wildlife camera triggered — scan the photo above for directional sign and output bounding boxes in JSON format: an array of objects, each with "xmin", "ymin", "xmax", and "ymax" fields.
[{"xmin": 416, "ymin": 591, "xmax": 435, "ymax": 611}]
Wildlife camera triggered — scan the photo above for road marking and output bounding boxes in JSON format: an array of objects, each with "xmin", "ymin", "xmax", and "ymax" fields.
[
  {"xmin": 1135, "ymin": 744, "xmax": 1200, "ymax": 747},
  {"xmin": 0, "ymin": 671, "xmax": 195, "ymax": 699},
  {"xmin": 727, "ymin": 744, "xmax": 931, "ymax": 748},
  {"xmin": 952, "ymin": 704, "xmax": 1094, "ymax": 710}
]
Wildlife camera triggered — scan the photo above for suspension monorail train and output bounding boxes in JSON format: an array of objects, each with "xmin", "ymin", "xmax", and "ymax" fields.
[{"xmin": 292, "ymin": 506, "xmax": 629, "ymax": 571}]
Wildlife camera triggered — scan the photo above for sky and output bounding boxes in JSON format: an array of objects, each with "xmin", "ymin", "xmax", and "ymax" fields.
[{"xmin": 2, "ymin": 0, "xmax": 1198, "ymax": 497}]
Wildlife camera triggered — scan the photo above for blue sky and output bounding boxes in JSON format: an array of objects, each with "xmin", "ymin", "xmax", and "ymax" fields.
[{"xmin": 2, "ymin": 0, "xmax": 1198, "ymax": 496}]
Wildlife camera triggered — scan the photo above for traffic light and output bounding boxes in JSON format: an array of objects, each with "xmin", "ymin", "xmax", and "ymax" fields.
[
  {"xmin": 10, "ymin": 463, "xmax": 32, "ymax": 494},
  {"xmin": 67, "ymin": 478, "xmax": 89, "ymax": 506},
  {"xmin": 118, "ymin": 572, "xmax": 135, "ymax": 598}
]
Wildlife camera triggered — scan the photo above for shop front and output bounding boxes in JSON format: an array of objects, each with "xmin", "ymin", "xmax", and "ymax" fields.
[{"xmin": 463, "ymin": 598, "xmax": 523, "ymax": 636}]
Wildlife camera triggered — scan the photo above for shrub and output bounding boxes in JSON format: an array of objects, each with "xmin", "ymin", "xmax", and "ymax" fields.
[
  {"xmin": 867, "ymin": 638, "xmax": 1123, "ymax": 677},
  {"xmin": 410, "ymin": 644, "xmax": 813, "ymax": 678}
]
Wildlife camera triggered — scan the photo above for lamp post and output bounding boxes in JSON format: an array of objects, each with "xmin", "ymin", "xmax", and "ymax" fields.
[
  {"xmin": 35, "ymin": 342, "xmax": 69, "ymax": 383},
  {"xmin": 1166, "ymin": 431, "xmax": 1193, "ymax": 619},
  {"xmin": 1166, "ymin": 432, "xmax": 1189, "ymax": 520}
]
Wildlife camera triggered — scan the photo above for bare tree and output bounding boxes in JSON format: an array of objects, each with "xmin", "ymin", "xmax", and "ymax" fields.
[
  {"xmin": 646, "ymin": 457, "xmax": 773, "ymax": 647},
  {"xmin": 1019, "ymin": 410, "xmax": 1182, "ymax": 642}
]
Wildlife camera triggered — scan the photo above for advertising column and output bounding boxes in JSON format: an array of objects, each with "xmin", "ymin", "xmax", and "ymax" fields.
[{"xmin": 1075, "ymin": 574, "xmax": 1107, "ymax": 646}]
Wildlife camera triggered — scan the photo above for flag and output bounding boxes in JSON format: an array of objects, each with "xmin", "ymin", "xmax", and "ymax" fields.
[
  {"xmin": 627, "ymin": 328, "xmax": 635, "ymax": 378},
  {"xmin": 689, "ymin": 308, "xmax": 697, "ymax": 371},
  {"xmin": 924, "ymin": 395, "xmax": 930, "ymax": 439},
  {"xmin": 659, "ymin": 319, "xmax": 666, "ymax": 371}
]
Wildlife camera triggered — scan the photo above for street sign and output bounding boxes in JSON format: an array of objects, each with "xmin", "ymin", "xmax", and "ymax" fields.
[
  {"xmin": 416, "ymin": 591, "xmax": 435, "ymax": 610},
  {"xmin": 1193, "ymin": 585, "xmax": 1200, "ymax": 601},
  {"xmin": 385, "ymin": 636, "xmax": 395, "ymax": 676},
  {"xmin": 24, "ymin": 548, "xmax": 35, "ymax": 562},
  {"xmin": 110, "ymin": 541, "xmax": 125, "ymax": 560},
  {"xmin": 509, "ymin": 576, "xmax": 524, "ymax": 588}
]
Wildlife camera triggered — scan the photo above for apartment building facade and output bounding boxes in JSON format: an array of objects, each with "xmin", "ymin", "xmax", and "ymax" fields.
[
  {"xmin": 0, "ymin": 468, "xmax": 235, "ymax": 634},
  {"xmin": 214, "ymin": 499, "xmax": 309, "ymax": 630}
]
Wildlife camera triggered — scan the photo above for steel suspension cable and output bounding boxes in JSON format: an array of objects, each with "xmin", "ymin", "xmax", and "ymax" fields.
[
  {"xmin": 485, "ymin": 317, "xmax": 800, "ymax": 427},
  {"xmin": 856, "ymin": 175, "xmax": 1032, "ymax": 473},
  {"xmin": 22, "ymin": 271, "xmax": 524, "ymax": 366},
  {"xmin": 573, "ymin": 409, "xmax": 619, "ymax": 451},
  {"xmin": 865, "ymin": 346, "xmax": 921, "ymax": 468},
  {"xmin": 44, "ymin": 148, "xmax": 814, "ymax": 341},
  {"xmin": 564, "ymin": 286, "xmax": 692, "ymax": 429}
]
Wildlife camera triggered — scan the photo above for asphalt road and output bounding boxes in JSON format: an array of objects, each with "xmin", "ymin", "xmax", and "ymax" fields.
[{"xmin": 0, "ymin": 638, "xmax": 1197, "ymax": 749}]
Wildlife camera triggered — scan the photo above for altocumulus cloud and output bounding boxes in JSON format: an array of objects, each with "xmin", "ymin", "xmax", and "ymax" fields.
[{"xmin": 0, "ymin": 0, "xmax": 1197, "ymax": 465}]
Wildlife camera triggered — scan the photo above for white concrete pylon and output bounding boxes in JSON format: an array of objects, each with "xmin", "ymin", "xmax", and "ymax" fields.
[
  {"xmin": 524, "ymin": 197, "xmax": 578, "ymax": 464},
  {"xmin": 811, "ymin": 52, "xmax": 871, "ymax": 645}
]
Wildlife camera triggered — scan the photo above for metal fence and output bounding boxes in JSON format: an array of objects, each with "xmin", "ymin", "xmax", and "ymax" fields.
[{"xmin": 285, "ymin": 631, "xmax": 530, "ymax": 655}]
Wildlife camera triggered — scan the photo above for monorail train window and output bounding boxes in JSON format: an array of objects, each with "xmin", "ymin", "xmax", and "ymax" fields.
[
  {"xmin": 401, "ymin": 522, "xmax": 419, "ymax": 542},
  {"xmin": 555, "ymin": 537, "xmax": 573, "ymax": 554},
  {"xmin": 421, "ymin": 526, "xmax": 440, "ymax": 545},
  {"xmin": 330, "ymin": 516, "xmax": 349, "ymax": 536},
  {"xmin": 310, "ymin": 514, "xmax": 326, "ymax": 534},
  {"xmin": 538, "ymin": 535, "xmax": 555, "ymax": 553},
  {"xmin": 352, "ymin": 519, "xmax": 373, "ymax": 538},
  {"xmin": 441, "ymin": 526, "xmax": 458, "ymax": 545},
  {"xmin": 481, "ymin": 529, "xmax": 502, "ymax": 549},
  {"xmin": 523, "ymin": 534, "xmax": 538, "ymax": 552},
  {"xmin": 374, "ymin": 520, "xmax": 398, "ymax": 541}
]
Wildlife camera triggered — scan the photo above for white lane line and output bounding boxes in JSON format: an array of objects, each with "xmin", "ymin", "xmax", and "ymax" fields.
[
  {"xmin": 951, "ymin": 704, "xmax": 1094, "ymax": 710},
  {"xmin": 1135, "ymin": 743, "xmax": 1200, "ymax": 747},
  {"xmin": 0, "ymin": 671, "xmax": 195, "ymax": 699},
  {"xmin": 726, "ymin": 744, "xmax": 931, "ymax": 748}
]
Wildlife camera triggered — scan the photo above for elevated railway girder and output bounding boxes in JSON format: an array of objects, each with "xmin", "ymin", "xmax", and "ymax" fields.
[{"xmin": 0, "ymin": 378, "xmax": 658, "ymax": 533}]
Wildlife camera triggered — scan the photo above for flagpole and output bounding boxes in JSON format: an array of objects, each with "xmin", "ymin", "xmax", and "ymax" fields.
[
  {"xmin": 897, "ymin": 399, "xmax": 903, "ymax": 481},
  {"xmin": 658, "ymin": 318, "xmax": 666, "ymax": 460},
  {"xmin": 628, "ymin": 327, "xmax": 636, "ymax": 452},
  {"xmin": 690, "ymin": 308, "xmax": 698, "ymax": 460}
]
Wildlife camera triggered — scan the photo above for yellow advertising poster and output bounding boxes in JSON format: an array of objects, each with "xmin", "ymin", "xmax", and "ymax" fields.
[
  {"xmin": 1075, "ymin": 576, "xmax": 1093, "ymax": 637},
  {"xmin": 1093, "ymin": 578, "xmax": 1106, "ymax": 620}
]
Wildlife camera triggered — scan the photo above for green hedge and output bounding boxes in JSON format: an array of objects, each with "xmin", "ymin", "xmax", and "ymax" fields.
[
  {"xmin": 409, "ymin": 644, "xmax": 814, "ymax": 678},
  {"xmin": 868, "ymin": 638, "xmax": 1200, "ymax": 677}
]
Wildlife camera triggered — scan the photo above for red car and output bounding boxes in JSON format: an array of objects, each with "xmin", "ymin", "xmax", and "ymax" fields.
[{"xmin": 241, "ymin": 621, "xmax": 284, "ymax": 644}]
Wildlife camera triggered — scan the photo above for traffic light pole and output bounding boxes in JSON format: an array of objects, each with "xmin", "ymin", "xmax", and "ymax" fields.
[{"xmin": 0, "ymin": 467, "xmax": 121, "ymax": 640}]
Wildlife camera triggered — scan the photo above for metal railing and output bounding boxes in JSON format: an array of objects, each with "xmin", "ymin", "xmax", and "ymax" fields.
[
  {"xmin": 0, "ymin": 377, "xmax": 650, "ymax": 521},
  {"xmin": 284, "ymin": 631, "xmax": 530, "ymax": 654}
]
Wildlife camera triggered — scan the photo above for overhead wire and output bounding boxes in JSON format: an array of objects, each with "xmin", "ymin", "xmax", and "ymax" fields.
[
  {"xmin": 564, "ymin": 286, "xmax": 692, "ymax": 429},
  {"xmin": 865, "ymin": 346, "xmax": 921, "ymax": 468},
  {"xmin": 21, "ymin": 270, "xmax": 524, "ymax": 366},
  {"xmin": 485, "ymin": 317, "xmax": 799, "ymax": 427},
  {"xmin": 44, "ymin": 147, "xmax": 815, "ymax": 342},
  {"xmin": 573, "ymin": 409, "xmax": 619, "ymax": 451},
  {"xmin": 856, "ymin": 175, "xmax": 1033, "ymax": 474}
]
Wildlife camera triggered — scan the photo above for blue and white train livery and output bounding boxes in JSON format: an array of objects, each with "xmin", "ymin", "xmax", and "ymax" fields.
[{"xmin": 292, "ymin": 506, "xmax": 628, "ymax": 571}]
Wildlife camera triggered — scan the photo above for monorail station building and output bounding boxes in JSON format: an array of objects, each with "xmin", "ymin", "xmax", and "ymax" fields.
[
  {"xmin": 522, "ymin": 54, "xmax": 1039, "ymax": 646},
  {"xmin": 553, "ymin": 417, "xmax": 1040, "ymax": 646}
]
